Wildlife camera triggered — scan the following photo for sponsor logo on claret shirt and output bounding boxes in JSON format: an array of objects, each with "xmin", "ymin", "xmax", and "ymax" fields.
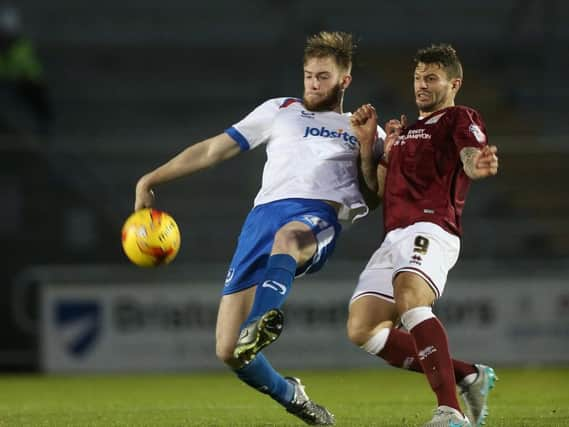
[
  {"xmin": 394, "ymin": 129, "xmax": 431, "ymax": 146},
  {"xmin": 404, "ymin": 129, "xmax": 431, "ymax": 140}
]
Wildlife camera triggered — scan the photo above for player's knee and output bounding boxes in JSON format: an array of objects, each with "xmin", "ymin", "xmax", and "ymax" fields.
[
  {"xmin": 394, "ymin": 273, "xmax": 435, "ymax": 315},
  {"xmin": 395, "ymin": 292, "xmax": 434, "ymax": 317},
  {"xmin": 273, "ymin": 226, "xmax": 315, "ymax": 262},
  {"xmin": 273, "ymin": 227, "xmax": 301, "ymax": 253},
  {"xmin": 395, "ymin": 293, "xmax": 417, "ymax": 316},
  {"xmin": 346, "ymin": 314, "xmax": 373, "ymax": 346},
  {"xmin": 215, "ymin": 341, "xmax": 236, "ymax": 365}
]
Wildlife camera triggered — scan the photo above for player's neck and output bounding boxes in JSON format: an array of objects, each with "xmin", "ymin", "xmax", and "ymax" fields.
[
  {"xmin": 303, "ymin": 99, "xmax": 343, "ymax": 114},
  {"xmin": 419, "ymin": 101, "xmax": 454, "ymax": 119},
  {"xmin": 331, "ymin": 91, "xmax": 345, "ymax": 113},
  {"xmin": 334, "ymin": 99, "xmax": 344, "ymax": 114}
]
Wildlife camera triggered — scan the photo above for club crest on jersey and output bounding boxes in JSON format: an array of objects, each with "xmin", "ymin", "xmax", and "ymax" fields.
[
  {"xmin": 469, "ymin": 124, "xmax": 486, "ymax": 143},
  {"xmin": 301, "ymin": 214, "xmax": 329, "ymax": 230},
  {"xmin": 303, "ymin": 126, "xmax": 358, "ymax": 149},
  {"xmin": 301, "ymin": 110, "xmax": 316, "ymax": 119}
]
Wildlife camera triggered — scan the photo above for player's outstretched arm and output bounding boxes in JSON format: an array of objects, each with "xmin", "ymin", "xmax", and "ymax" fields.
[
  {"xmin": 134, "ymin": 133, "xmax": 241, "ymax": 210},
  {"xmin": 460, "ymin": 145, "xmax": 499, "ymax": 180}
]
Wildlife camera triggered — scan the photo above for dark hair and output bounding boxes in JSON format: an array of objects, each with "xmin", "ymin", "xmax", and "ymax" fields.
[
  {"xmin": 414, "ymin": 43, "xmax": 463, "ymax": 79},
  {"xmin": 304, "ymin": 31, "xmax": 355, "ymax": 72}
]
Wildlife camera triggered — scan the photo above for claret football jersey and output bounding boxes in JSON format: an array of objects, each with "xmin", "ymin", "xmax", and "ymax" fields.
[
  {"xmin": 383, "ymin": 105, "xmax": 488, "ymax": 236},
  {"xmin": 226, "ymin": 97, "xmax": 386, "ymax": 222}
]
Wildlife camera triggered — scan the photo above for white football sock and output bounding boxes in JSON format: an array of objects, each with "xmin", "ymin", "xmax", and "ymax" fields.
[
  {"xmin": 360, "ymin": 328, "xmax": 390, "ymax": 355},
  {"xmin": 400, "ymin": 306, "xmax": 435, "ymax": 331}
]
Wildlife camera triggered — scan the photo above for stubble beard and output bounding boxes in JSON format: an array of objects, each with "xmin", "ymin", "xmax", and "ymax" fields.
[
  {"xmin": 303, "ymin": 84, "xmax": 343, "ymax": 112},
  {"xmin": 416, "ymin": 89, "xmax": 451, "ymax": 114},
  {"xmin": 417, "ymin": 100, "xmax": 437, "ymax": 113}
]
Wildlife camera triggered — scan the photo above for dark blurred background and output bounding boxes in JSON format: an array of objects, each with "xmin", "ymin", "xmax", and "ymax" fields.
[{"xmin": 1, "ymin": 0, "xmax": 568, "ymax": 371}]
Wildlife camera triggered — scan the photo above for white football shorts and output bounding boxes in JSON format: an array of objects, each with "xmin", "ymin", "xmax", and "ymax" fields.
[{"xmin": 351, "ymin": 222, "xmax": 460, "ymax": 303}]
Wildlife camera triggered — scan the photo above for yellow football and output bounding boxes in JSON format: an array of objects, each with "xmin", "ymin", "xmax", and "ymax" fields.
[{"xmin": 121, "ymin": 208, "xmax": 180, "ymax": 267}]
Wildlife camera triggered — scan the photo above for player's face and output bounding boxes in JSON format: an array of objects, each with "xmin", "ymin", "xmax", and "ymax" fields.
[
  {"xmin": 414, "ymin": 62, "xmax": 461, "ymax": 114},
  {"xmin": 303, "ymin": 56, "xmax": 349, "ymax": 112}
]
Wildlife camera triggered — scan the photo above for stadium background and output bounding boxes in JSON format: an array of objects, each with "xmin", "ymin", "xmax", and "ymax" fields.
[{"xmin": 1, "ymin": 0, "xmax": 568, "ymax": 374}]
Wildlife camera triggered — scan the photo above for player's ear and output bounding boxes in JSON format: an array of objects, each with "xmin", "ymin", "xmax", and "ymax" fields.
[
  {"xmin": 451, "ymin": 78, "xmax": 462, "ymax": 92},
  {"xmin": 341, "ymin": 74, "xmax": 352, "ymax": 90}
]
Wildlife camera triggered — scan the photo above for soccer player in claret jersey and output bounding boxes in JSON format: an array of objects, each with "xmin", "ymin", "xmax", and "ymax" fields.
[
  {"xmin": 347, "ymin": 44, "xmax": 499, "ymax": 427},
  {"xmin": 134, "ymin": 32, "xmax": 384, "ymax": 425}
]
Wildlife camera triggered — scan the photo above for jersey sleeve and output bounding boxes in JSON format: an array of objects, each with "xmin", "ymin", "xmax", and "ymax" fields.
[
  {"xmin": 452, "ymin": 107, "xmax": 488, "ymax": 151},
  {"xmin": 224, "ymin": 98, "xmax": 284, "ymax": 151}
]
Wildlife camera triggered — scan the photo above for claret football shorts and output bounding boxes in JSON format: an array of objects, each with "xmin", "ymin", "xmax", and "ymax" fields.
[{"xmin": 351, "ymin": 222, "xmax": 460, "ymax": 303}]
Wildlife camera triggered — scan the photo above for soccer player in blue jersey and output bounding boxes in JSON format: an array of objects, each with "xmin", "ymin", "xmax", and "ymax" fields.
[{"xmin": 134, "ymin": 31, "xmax": 384, "ymax": 425}]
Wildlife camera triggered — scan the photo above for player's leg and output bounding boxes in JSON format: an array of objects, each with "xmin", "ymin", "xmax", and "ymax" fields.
[
  {"xmin": 392, "ymin": 225, "xmax": 470, "ymax": 425},
  {"xmin": 217, "ymin": 287, "xmax": 334, "ymax": 426},
  {"xmin": 348, "ymin": 295, "xmax": 482, "ymax": 378},
  {"xmin": 232, "ymin": 201, "xmax": 338, "ymax": 425},
  {"xmin": 393, "ymin": 224, "xmax": 496, "ymax": 426},
  {"xmin": 231, "ymin": 220, "xmax": 336, "ymax": 424},
  {"xmin": 227, "ymin": 201, "xmax": 335, "ymax": 425},
  {"xmin": 346, "ymin": 242, "xmax": 400, "ymax": 355},
  {"xmin": 215, "ymin": 288, "xmax": 296, "ymax": 407},
  {"xmin": 215, "ymin": 205, "xmax": 301, "ymax": 410},
  {"xmin": 232, "ymin": 219, "xmax": 317, "ymax": 362},
  {"xmin": 348, "ymin": 229, "xmax": 479, "ymax": 377},
  {"xmin": 350, "ymin": 226, "xmax": 494, "ymax": 426},
  {"xmin": 396, "ymin": 273, "xmax": 472, "ymax": 427},
  {"xmin": 395, "ymin": 272, "xmax": 466, "ymax": 413},
  {"xmin": 347, "ymin": 247, "xmax": 467, "ymax": 377},
  {"xmin": 349, "ymin": 304, "xmax": 490, "ymax": 426},
  {"xmin": 347, "ymin": 295, "xmax": 399, "ymax": 358},
  {"xmin": 347, "ymin": 237, "xmax": 424, "ymax": 369},
  {"xmin": 215, "ymin": 287, "xmax": 255, "ymax": 369},
  {"xmin": 233, "ymin": 220, "xmax": 315, "ymax": 362},
  {"xmin": 242, "ymin": 220, "xmax": 316, "ymax": 323},
  {"xmin": 235, "ymin": 201, "xmax": 340, "ymax": 362}
]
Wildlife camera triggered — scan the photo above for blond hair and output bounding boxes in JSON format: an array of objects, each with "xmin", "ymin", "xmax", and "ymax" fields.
[{"xmin": 304, "ymin": 31, "xmax": 355, "ymax": 72}]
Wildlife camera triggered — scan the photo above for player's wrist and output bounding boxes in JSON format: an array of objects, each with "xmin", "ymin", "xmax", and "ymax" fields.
[
  {"xmin": 379, "ymin": 152, "xmax": 389, "ymax": 167},
  {"xmin": 137, "ymin": 173, "xmax": 158, "ymax": 190},
  {"xmin": 359, "ymin": 143, "xmax": 375, "ymax": 159}
]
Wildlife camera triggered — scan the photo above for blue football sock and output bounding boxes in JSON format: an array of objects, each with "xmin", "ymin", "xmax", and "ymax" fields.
[
  {"xmin": 246, "ymin": 254, "xmax": 297, "ymax": 322},
  {"xmin": 234, "ymin": 353, "xmax": 294, "ymax": 405}
]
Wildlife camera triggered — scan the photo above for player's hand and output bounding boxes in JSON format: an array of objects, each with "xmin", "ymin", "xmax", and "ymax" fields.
[
  {"xmin": 383, "ymin": 115, "xmax": 406, "ymax": 162},
  {"xmin": 134, "ymin": 179, "xmax": 156, "ymax": 211},
  {"xmin": 350, "ymin": 104, "xmax": 378, "ymax": 148},
  {"xmin": 473, "ymin": 145, "xmax": 499, "ymax": 178}
]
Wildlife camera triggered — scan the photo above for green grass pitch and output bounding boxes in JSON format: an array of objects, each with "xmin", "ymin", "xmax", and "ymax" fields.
[{"xmin": 0, "ymin": 368, "xmax": 568, "ymax": 426}]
